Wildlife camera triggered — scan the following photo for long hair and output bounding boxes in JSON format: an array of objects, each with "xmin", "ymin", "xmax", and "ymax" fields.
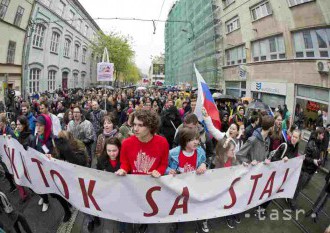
[
  {"xmin": 17, "ymin": 115, "xmax": 30, "ymax": 133},
  {"xmin": 214, "ymin": 138, "xmax": 236, "ymax": 168},
  {"xmin": 271, "ymin": 113, "xmax": 283, "ymax": 140},
  {"xmin": 101, "ymin": 137, "xmax": 121, "ymax": 162},
  {"xmin": 63, "ymin": 109, "xmax": 73, "ymax": 125},
  {"xmin": 58, "ymin": 130, "xmax": 80, "ymax": 151}
]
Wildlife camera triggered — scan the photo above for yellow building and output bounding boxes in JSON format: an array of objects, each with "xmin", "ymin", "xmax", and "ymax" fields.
[
  {"xmin": 214, "ymin": 0, "xmax": 330, "ymax": 126},
  {"xmin": 0, "ymin": 0, "xmax": 34, "ymax": 99}
]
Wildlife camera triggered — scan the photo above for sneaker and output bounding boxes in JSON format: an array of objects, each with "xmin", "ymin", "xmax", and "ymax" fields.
[
  {"xmin": 42, "ymin": 203, "xmax": 49, "ymax": 212},
  {"xmin": 234, "ymin": 215, "xmax": 241, "ymax": 224},
  {"xmin": 201, "ymin": 220, "xmax": 209, "ymax": 233},
  {"xmin": 38, "ymin": 198, "xmax": 44, "ymax": 206},
  {"xmin": 226, "ymin": 217, "xmax": 236, "ymax": 229}
]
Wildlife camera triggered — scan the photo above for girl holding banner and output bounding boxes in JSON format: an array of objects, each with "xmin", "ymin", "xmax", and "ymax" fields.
[
  {"xmin": 167, "ymin": 127, "xmax": 208, "ymax": 233},
  {"xmin": 214, "ymin": 138, "xmax": 241, "ymax": 229},
  {"xmin": 95, "ymin": 137, "xmax": 127, "ymax": 232}
]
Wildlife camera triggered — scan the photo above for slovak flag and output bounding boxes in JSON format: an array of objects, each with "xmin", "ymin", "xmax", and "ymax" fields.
[{"xmin": 194, "ymin": 65, "xmax": 221, "ymax": 130}]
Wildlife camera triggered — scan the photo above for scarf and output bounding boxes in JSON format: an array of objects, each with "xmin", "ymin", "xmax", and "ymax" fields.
[{"xmin": 103, "ymin": 129, "xmax": 117, "ymax": 137}]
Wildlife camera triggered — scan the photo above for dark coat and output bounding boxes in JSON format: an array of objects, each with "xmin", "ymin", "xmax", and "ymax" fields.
[
  {"xmin": 160, "ymin": 106, "xmax": 182, "ymax": 149},
  {"xmin": 245, "ymin": 124, "xmax": 257, "ymax": 141},
  {"xmin": 31, "ymin": 136, "xmax": 55, "ymax": 155},
  {"xmin": 322, "ymin": 130, "xmax": 329, "ymax": 152},
  {"xmin": 302, "ymin": 132, "xmax": 322, "ymax": 175},
  {"xmin": 18, "ymin": 130, "xmax": 34, "ymax": 150},
  {"xmin": 96, "ymin": 155, "xmax": 120, "ymax": 173}
]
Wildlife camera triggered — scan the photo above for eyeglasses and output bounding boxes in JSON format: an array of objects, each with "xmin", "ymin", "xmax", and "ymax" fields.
[{"xmin": 73, "ymin": 111, "xmax": 81, "ymax": 114}]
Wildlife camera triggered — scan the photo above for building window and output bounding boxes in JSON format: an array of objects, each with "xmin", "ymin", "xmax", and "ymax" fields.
[
  {"xmin": 29, "ymin": 69, "xmax": 40, "ymax": 93},
  {"xmin": 82, "ymin": 48, "xmax": 86, "ymax": 63},
  {"xmin": 226, "ymin": 81, "xmax": 246, "ymax": 98},
  {"xmin": 81, "ymin": 73, "xmax": 85, "ymax": 88},
  {"xmin": 56, "ymin": 1, "xmax": 65, "ymax": 16},
  {"xmin": 226, "ymin": 16, "xmax": 240, "ymax": 33},
  {"xmin": 6, "ymin": 41, "xmax": 16, "ymax": 64},
  {"xmin": 76, "ymin": 19, "xmax": 82, "ymax": 31},
  {"xmin": 74, "ymin": 44, "xmax": 80, "ymax": 61},
  {"xmin": 32, "ymin": 24, "xmax": 46, "ymax": 48},
  {"xmin": 73, "ymin": 73, "xmax": 78, "ymax": 88},
  {"xmin": 293, "ymin": 28, "xmax": 330, "ymax": 58},
  {"xmin": 226, "ymin": 46, "xmax": 246, "ymax": 66},
  {"xmin": 288, "ymin": 0, "xmax": 314, "ymax": 7},
  {"xmin": 63, "ymin": 38, "xmax": 71, "ymax": 57},
  {"xmin": 0, "ymin": 0, "xmax": 10, "ymax": 19},
  {"xmin": 50, "ymin": 32, "xmax": 60, "ymax": 53},
  {"xmin": 48, "ymin": 70, "xmax": 56, "ymax": 91},
  {"xmin": 252, "ymin": 35, "xmax": 285, "ymax": 61},
  {"xmin": 68, "ymin": 10, "xmax": 75, "ymax": 25},
  {"xmin": 223, "ymin": 0, "xmax": 235, "ymax": 7},
  {"xmin": 251, "ymin": 1, "xmax": 272, "ymax": 21},
  {"xmin": 13, "ymin": 6, "xmax": 24, "ymax": 26},
  {"xmin": 84, "ymin": 25, "xmax": 89, "ymax": 36}
]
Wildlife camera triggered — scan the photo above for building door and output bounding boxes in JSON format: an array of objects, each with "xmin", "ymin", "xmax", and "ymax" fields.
[{"xmin": 62, "ymin": 72, "xmax": 68, "ymax": 90}]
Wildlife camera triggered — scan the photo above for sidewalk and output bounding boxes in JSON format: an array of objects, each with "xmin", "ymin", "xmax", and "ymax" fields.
[{"xmin": 0, "ymin": 174, "xmax": 72, "ymax": 233}]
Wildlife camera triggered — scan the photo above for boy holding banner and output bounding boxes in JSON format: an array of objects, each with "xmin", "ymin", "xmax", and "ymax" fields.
[{"xmin": 116, "ymin": 109, "xmax": 169, "ymax": 233}]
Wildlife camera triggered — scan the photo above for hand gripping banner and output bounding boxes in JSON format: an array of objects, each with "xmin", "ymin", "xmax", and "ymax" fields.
[{"xmin": 0, "ymin": 136, "xmax": 303, "ymax": 223}]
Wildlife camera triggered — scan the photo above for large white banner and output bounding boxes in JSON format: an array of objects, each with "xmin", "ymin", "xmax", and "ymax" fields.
[{"xmin": 0, "ymin": 136, "xmax": 303, "ymax": 223}]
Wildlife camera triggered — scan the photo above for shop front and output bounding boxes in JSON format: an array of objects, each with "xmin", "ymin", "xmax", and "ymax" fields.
[
  {"xmin": 250, "ymin": 81, "xmax": 287, "ymax": 109},
  {"xmin": 294, "ymin": 85, "xmax": 329, "ymax": 132}
]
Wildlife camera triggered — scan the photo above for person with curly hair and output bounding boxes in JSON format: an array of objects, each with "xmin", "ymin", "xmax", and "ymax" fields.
[{"xmin": 116, "ymin": 109, "xmax": 169, "ymax": 233}]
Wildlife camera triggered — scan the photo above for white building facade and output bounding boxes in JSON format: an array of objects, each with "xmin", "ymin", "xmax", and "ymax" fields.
[{"xmin": 23, "ymin": 0, "xmax": 100, "ymax": 96}]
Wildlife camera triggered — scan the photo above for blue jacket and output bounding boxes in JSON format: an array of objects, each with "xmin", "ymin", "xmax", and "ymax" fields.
[
  {"xmin": 166, "ymin": 146, "xmax": 206, "ymax": 174},
  {"xmin": 0, "ymin": 125, "xmax": 17, "ymax": 139},
  {"xmin": 27, "ymin": 112, "xmax": 36, "ymax": 134}
]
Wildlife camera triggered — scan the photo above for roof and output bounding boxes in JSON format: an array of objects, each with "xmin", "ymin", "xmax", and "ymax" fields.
[{"xmin": 72, "ymin": 0, "xmax": 101, "ymax": 31}]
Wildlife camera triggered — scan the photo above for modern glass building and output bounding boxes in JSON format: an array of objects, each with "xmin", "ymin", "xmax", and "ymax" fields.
[{"xmin": 164, "ymin": 0, "xmax": 221, "ymax": 88}]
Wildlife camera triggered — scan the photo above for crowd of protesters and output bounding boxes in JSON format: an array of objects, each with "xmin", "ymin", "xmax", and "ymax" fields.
[{"xmin": 0, "ymin": 86, "xmax": 329, "ymax": 233}]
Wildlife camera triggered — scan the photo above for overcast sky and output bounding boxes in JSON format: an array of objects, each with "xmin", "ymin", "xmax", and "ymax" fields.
[{"xmin": 79, "ymin": 0, "xmax": 176, "ymax": 74}]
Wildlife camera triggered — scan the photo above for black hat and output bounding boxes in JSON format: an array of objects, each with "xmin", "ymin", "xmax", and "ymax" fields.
[{"xmin": 34, "ymin": 115, "xmax": 46, "ymax": 125}]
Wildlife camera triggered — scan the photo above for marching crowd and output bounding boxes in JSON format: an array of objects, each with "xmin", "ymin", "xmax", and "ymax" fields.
[{"xmin": 0, "ymin": 87, "xmax": 329, "ymax": 233}]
